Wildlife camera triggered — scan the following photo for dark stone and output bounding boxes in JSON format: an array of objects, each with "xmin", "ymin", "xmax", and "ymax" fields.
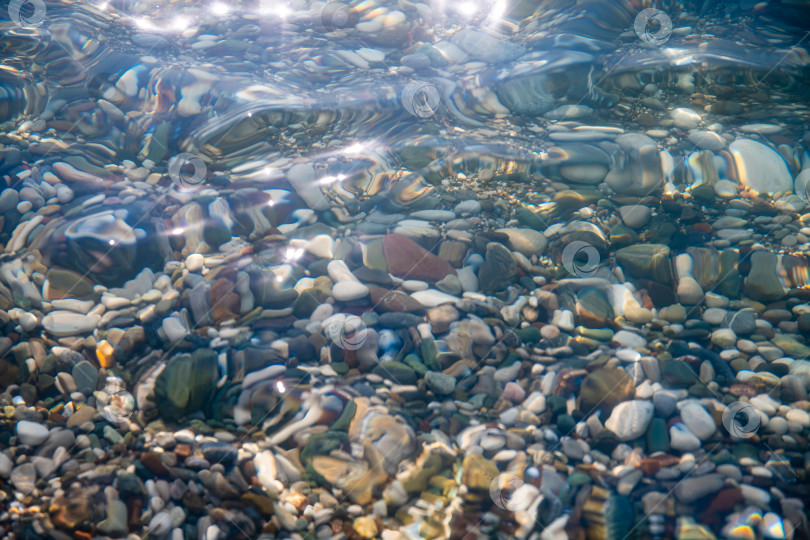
[{"xmin": 478, "ymin": 242, "xmax": 518, "ymax": 294}]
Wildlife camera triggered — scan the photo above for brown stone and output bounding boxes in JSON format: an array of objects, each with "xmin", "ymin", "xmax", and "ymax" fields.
[
  {"xmin": 241, "ymin": 492, "xmax": 274, "ymax": 517},
  {"xmin": 140, "ymin": 452, "xmax": 169, "ymax": 476},
  {"xmin": 382, "ymin": 234, "xmax": 455, "ymax": 282},
  {"xmin": 211, "ymin": 277, "xmax": 240, "ymax": 322},
  {"xmin": 50, "ymin": 495, "xmax": 91, "ymax": 530},
  {"xmin": 368, "ymin": 285, "xmax": 424, "ymax": 313}
]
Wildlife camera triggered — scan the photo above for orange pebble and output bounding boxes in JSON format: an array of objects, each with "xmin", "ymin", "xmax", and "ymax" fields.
[{"xmin": 96, "ymin": 340, "xmax": 115, "ymax": 368}]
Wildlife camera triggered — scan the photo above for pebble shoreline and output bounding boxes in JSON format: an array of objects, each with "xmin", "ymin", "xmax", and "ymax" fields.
[{"xmin": 2, "ymin": 1, "xmax": 810, "ymax": 539}]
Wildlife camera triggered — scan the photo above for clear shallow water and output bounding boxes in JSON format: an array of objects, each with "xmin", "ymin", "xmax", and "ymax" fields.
[{"xmin": 1, "ymin": 0, "xmax": 810, "ymax": 539}]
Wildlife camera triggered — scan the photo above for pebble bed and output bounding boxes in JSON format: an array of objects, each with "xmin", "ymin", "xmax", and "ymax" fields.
[{"xmin": 1, "ymin": 1, "xmax": 810, "ymax": 540}]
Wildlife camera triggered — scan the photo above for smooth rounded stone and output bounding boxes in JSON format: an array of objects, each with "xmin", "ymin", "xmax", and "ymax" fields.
[
  {"xmin": 688, "ymin": 130, "xmax": 726, "ymax": 150},
  {"xmin": 0, "ymin": 188, "xmax": 20, "ymax": 212},
  {"xmin": 503, "ymin": 382, "xmax": 525, "ymax": 402},
  {"xmin": 711, "ymin": 328, "xmax": 737, "ymax": 348},
  {"xmin": 786, "ymin": 408, "xmax": 810, "ymax": 427},
  {"xmin": 11, "ymin": 463, "xmax": 36, "ymax": 494},
  {"xmin": 410, "ymin": 289, "xmax": 458, "ymax": 307},
  {"xmin": 766, "ymin": 416, "xmax": 788, "ymax": 435},
  {"xmin": 674, "ymin": 474, "xmax": 724, "ymax": 503},
  {"xmin": 56, "ymin": 186, "xmax": 74, "ymax": 203},
  {"xmin": 435, "ymin": 274, "xmax": 463, "ymax": 296},
  {"xmin": 523, "ymin": 392, "xmax": 546, "ymax": 414},
  {"xmin": 327, "ymin": 259, "xmax": 358, "ymax": 283},
  {"xmin": 409, "ymin": 209, "xmax": 455, "ymax": 221},
  {"xmin": 679, "ymin": 402, "xmax": 716, "ymax": 440},
  {"xmin": 41, "ymin": 311, "xmax": 99, "ymax": 337},
  {"xmin": 454, "ymin": 200, "xmax": 481, "ymax": 216},
  {"xmin": 669, "ymin": 422, "xmax": 701, "ymax": 451},
  {"xmin": 660, "ymin": 304, "xmax": 687, "ymax": 323},
  {"xmin": 744, "ymin": 251, "xmax": 785, "ymax": 302},
  {"xmin": 671, "ymin": 107, "xmax": 701, "ymax": 129},
  {"xmin": 495, "ymin": 228, "xmax": 547, "ymax": 256},
  {"xmin": 305, "ymin": 235, "xmax": 334, "ymax": 259},
  {"xmin": 749, "ymin": 394, "xmax": 779, "ymax": 416},
  {"xmin": 612, "ymin": 331, "xmax": 646, "ymax": 349},
  {"xmin": 715, "ymin": 180, "xmax": 738, "ymax": 198},
  {"xmin": 728, "ymin": 139, "xmax": 793, "ymax": 194},
  {"xmin": 604, "ymin": 400, "xmax": 653, "ymax": 442},
  {"xmin": 0, "ymin": 453, "xmax": 12, "ymax": 478},
  {"xmin": 16, "ymin": 420, "xmax": 49, "ymax": 446},
  {"xmin": 451, "ymin": 28, "xmax": 526, "ymax": 63},
  {"xmin": 66, "ymin": 406, "xmax": 96, "ymax": 428},
  {"xmin": 653, "ymin": 390, "xmax": 680, "ymax": 417},
  {"xmin": 162, "ymin": 317, "xmax": 188, "ymax": 342},
  {"xmin": 185, "ymin": 253, "xmax": 204, "ymax": 272},
  {"xmin": 69, "ymin": 361, "xmax": 99, "ymax": 396},
  {"xmin": 332, "ymin": 281, "xmax": 369, "ymax": 302},
  {"xmin": 723, "ymin": 310, "xmax": 756, "ymax": 335},
  {"xmin": 426, "ymin": 305, "xmax": 459, "ymax": 333},
  {"xmin": 703, "ymin": 307, "xmax": 727, "ymax": 325},
  {"xmin": 425, "ymin": 371, "xmax": 456, "ymax": 395},
  {"xmin": 618, "ymin": 205, "xmax": 651, "ymax": 229}
]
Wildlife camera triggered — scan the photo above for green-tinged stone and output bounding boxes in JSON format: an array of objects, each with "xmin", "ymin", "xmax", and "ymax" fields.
[
  {"xmin": 609, "ymin": 223, "xmax": 638, "ymax": 247},
  {"xmin": 292, "ymin": 289, "xmax": 323, "ymax": 318},
  {"xmin": 420, "ymin": 337, "xmax": 440, "ymax": 371},
  {"xmin": 744, "ymin": 251, "xmax": 785, "ymax": 302},
  {"xmin": 155, "ymin": 349, "xmax": 218, "ymax": 421},
  {"xmin": 646, "ymin": 418, "xmax": 669, "ymax": 453},
  {"xmin": 687, "ymin": 247, "xmax": 720, "ymax": 291},
  {"xmin": 717, "ymin": 249, "xmax": 741, "ymax": 298},
  {"xmin": 203, "ymin": 219, "xmax": 231, "ymax": 249},
  {"xmin": 770, "ymin": 336, "xmax": 810, "ymax": 359},
  {"xmin": 300, "ymin": 431, "xmax": 350, "ymax": 463},
  {"xmin": 579, "ymin": 367, "xmax": 634, "ymax": 414},
  {"xmin": 332, "ymin": 362, "xmax": 349, "ymax": 375},
  {"xmin": 46, "ymin": 268, "xmax": 96, "ymax": 300},
  {"xmin": 576, "ymin": 287, "xmax": 614, "ymax": 328},
  {"xmin": 688, "ymin": 383, "xmax": 713, "ymax": 397},
  {"xmin": 403, "ymin": 354, "xmax": 428, "ymax": 376},
  {"xmin": 461, "ymin": 454, "xmax": 498, "ymax": 491},
  {"xmin": 662, "ymin": 360, "xmax": 698, "ymax": 387},
  {"xmin": 554, "ymin": 189, "xmax": 600, "ymax": 212},
  {"xmin": 478, "ymin": 242, "xmax": 518, "ymax": 293},
  {"xmin": 331, "ymin": 400, "xmax": 357, "ymax": 432},
  {"xmin": 144, "ymin": 121, "xmax": 170, "ymax": 163},
  {"xmin": 616, "ymin": 244, "xmax": 673, "ymax": 284},
  {"xmin": 513, "ymin": 326, "xmax": 540, "ymax": 343},
  {"xmin": 568, "ymin": 472, "xmax": 591, "ymax": 486},
  {"xmin": 515, "ymin": 207, "xmax": 548, "ymax": 230},
  {"xmin": 575, "ymin": 326, "xmax": 614, "ymax": 341},
  {"xmin": 556, "ymin": 414, "xmax": 576, "ymax": 434},
  {"xmin": 372, "ymin": 361, "xmax": 417, "ymax": 384},
  {"xmin": 364, "ymin": 238, "xmax": 387, "ymax": 272},
  {"xmin": 731, "ymin": 443, "xmax": 759, "ymax": 461},
  {"xmin": 546, "ymin": 395, "xmax": 566, "ymax": 417}
]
